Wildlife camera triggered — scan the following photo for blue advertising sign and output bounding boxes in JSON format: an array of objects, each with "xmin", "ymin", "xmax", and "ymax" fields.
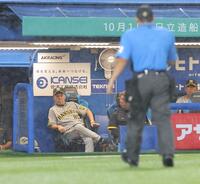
[
  {"xmin": 91, "ymin": 79, "xmax": 116, "ymax": 94},
  {"xmin": 173, "ymin": 48, "xmax": 200, "ymax": 93}
]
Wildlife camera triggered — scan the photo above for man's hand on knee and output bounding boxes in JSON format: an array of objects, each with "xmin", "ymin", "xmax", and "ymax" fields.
[{"xmin": 57, "ymin": 125, "xmax": 66, "ymax": 133}]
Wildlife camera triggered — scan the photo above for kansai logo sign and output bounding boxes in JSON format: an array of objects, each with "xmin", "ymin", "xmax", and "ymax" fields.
[
  {"xmin": 33, "ymin": 63, "xmax": 91, "ymax": 96},
  {"xmin": 38, "ymin": 52, "xmax": 69, "ymax": 63},
  {"xmin": 51, "ymin": 76, "xmax": 87, "ymax": 84}
]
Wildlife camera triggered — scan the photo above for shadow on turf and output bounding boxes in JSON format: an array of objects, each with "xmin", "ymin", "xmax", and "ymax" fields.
[
  {"xmin": 118, "ymin": 167, "xmax": 165, "ymax": 171},
  {"xmin": 113, "ymin": 163, "xmax": 172, "ymax": 172}
]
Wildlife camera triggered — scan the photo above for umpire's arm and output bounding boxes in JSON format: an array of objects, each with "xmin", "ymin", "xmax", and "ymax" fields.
[
  {"xmin": 167, "ymin": 33, "xmax": 178, "ymax": 68},
  {"xmin": 107, "ymin": 58, "xmax": 128, "ymax": 94}
]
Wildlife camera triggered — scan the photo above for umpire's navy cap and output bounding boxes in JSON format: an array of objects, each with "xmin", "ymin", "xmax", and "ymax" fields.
[
  {"xmin": 136, "ymin": 5, "xmax": 153, "ymax": 21},
  {"xmin": 53, "ymin": 87, "xmax": 65, "ymax": 95},
  {"xmin": 186, "ymin": 79, "xmax": 198, "ymax": 87}
]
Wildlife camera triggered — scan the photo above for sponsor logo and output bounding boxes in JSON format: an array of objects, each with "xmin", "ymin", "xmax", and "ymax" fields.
[
  {"xmin": 176, "ymin": 123, "xmax": 200, "ymax": 141},
  {"xmin": 176, "ymin": 57, "xmax": 200, "ymax": 71},
  {"xmin": 37, "ymin": 53, "xmax": 69, "ymax": 63},
  {"xmin": 36, "ymin": 77, "xmax": 48, "ymax": 89},
  {"xmin": 91, "ymin": 79, "xmax": 116, "ymax": 94},
  {"xmin": 41, "ymin": 56, "xmax": 65, "ymax": 60},
  {"xmin": 51, "ymin": 76, "xmax": 88, "ymax": 84},
  {"xmin": 92, "ymin": 84, "xmax": 108, "ymax": 89}
]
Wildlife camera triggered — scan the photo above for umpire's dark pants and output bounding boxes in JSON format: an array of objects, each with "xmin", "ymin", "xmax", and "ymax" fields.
[{"xmin": 126, "ymin": 72, "xmax": 174, "ymax": 162}]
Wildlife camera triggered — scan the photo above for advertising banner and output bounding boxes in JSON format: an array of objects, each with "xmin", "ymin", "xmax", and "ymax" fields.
[
  {"xmin": 173, "ymin": 48, "xmax": 200, "ymax": 93},
  {"xmin": 37, "ymin": 52, "xmax": 69, "ymax": 63},
  {"xmin": 171, "ymin": 113, "xmax": 200, "ymax": 150},
  {"xmin": 23, "ymin": 17, "xmax": 200, "ymax": 37},
  {"xmin": 91, "ymin": 79, "xmax": 117, "ymax": 94},
  {"xmin": 33, "ymin": 63, "xmax": 91, "ymax": 96}
]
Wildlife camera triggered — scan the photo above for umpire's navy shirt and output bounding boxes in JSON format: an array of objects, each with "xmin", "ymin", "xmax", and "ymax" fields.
[{"xmin": 116, "ymin": 23, "xmax": 177, "ymax": 72}]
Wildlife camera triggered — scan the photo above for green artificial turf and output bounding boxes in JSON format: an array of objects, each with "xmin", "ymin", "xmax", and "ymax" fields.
[{"xmin": 0, "ymin": 152, "xmax": 200, "ymax": 184}]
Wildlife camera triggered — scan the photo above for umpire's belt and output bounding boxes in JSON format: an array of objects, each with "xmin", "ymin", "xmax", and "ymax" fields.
[{"xmin": 136, "ymin": 69, "xmax": 166, "ymax": 78}]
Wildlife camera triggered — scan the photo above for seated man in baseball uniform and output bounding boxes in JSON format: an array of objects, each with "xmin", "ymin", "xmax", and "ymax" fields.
[
  {"xmin": 176, "ymin": 79, "xmax": 198, "ymax": 113},
  {"xmin": 107, "ymin": 91, "xmax": 129, "ymax": 145},
  {"xmin": 176, "ymin": 79, "xmax": 198, "ymax": 103},
  {"xmin": 0, "ymin": 127, "xmax": 12, "ymax": 151},
  {"xmin": 48, "ymin": 87, "xmax": 104, "ymax": 152},
  {"xmin": 107, "ymin": 91, "xmax": 151, "ymax": 147}
]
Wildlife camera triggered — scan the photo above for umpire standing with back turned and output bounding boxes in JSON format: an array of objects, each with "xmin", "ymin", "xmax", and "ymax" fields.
[{"xmin": 107, "ymin": 5, "xmax": 177, "ymax": 167}]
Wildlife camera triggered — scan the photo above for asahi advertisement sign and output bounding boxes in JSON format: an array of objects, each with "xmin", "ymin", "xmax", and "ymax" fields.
[
  {"xmin": 38, "ymin": 52, "xmax": 69, "ymax": 63},
  {"xmin": 33, "ymin": 63, "xmax": 91, "ymax": 96}
]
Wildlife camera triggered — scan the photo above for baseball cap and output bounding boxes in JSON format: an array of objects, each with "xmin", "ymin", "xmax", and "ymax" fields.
[
  {"xmin": 136, "ymin": 5, "xmax": 153, "ymax": 22},
  {"xmin": 186, "ymin": 79, "xmax": 198, "ymax": 87},
  {"xmin": 53, "ymin": 87, "xmax": 65, "ymax": 95}
]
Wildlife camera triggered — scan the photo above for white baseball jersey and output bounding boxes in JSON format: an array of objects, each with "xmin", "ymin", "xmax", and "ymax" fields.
[{"xmin": 48, "ymin": 101, "xmax": 88, "ymax": 131}]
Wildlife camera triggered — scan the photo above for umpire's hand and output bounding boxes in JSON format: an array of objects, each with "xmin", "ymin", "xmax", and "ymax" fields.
[{"xmin": 107, "ymin": 80, "xmax": 114, "ymax": 94}]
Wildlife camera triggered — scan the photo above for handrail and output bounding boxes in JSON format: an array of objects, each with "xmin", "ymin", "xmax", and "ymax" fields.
[{"xmin": 170, "ymin": 103, "xmax": 200, "ymax": 110}]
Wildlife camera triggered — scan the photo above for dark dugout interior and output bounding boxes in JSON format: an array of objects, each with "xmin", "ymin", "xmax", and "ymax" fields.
[{"xmin": 0, "ymin": 67, "xmax": 28, "ymax": 144}]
